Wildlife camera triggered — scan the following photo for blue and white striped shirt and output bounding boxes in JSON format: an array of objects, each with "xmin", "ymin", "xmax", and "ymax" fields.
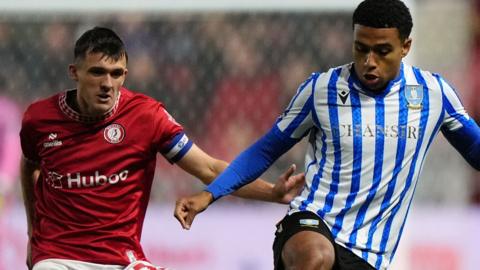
[
  {"xmin": 206, "ymin": 61, "xmax": 479, "ymax": 269},
  {"xmin": 280, "ymin": 62, "xmax": 471, "ymax": 269}
]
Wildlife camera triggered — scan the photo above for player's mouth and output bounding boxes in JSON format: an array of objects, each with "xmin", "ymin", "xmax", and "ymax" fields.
[
  {"xmin": 97, "ymin": 93, "xmax": 112, "ymax": 103},
  {"xmin": 363, "ymin": 73, "xmax": 381, "ymax": 88}
]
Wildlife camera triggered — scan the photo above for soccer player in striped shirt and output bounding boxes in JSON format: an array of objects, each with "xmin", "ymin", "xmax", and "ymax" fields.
[
  {"xmin": 19, "ymin": 26, "xmax": 304, "ymax": 270},
  {"xmin": 174, "ymin": 0, "xmax": 480, "ymax": 269}
]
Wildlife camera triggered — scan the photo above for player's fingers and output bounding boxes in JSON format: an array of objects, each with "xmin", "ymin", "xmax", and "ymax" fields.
[
  {"xmin": 173, "ymin": 210, "xmax": 186, "ymax": 229},
  {"xmin": 174, "ymin": 199, "xmax": 189, "ymax": 229},
  {"xmin": 291, "ymin": 172, "xmax": 305, "ymax": 186},
  {"xmin": 281, "ymin": 164, "xmax": 296, "ymax": 181},
  {"xmin": 185, "ymin": 208, "xmax": 198, "ymax": 230},
  {"xmin": 292, "ymin": 173, "xmax": 305, "ymax": 193}
]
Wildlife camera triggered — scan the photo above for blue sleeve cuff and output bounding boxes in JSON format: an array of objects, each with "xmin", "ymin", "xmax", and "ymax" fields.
[
  {"xmin": 442, "ymin": 118, "xmax": 480, "ymax": 170},
  {"xmin": 205, "ymin": 125, "xmax": 300, "ymax": 200}
]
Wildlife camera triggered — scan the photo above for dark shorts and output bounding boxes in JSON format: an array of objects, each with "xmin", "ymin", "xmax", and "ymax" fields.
[{"xmin": 273, "ymin": 211, "xmax": 375, "ymax": 270}]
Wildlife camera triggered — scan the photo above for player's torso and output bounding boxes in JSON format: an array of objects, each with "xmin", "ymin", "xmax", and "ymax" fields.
[
  {"xmin": 301, "ymin": 64, "xmax": 444, "ymax": 207},
  {"xmin": 38, "ymin": 110, "xmax": 154, "ymax": 193},
  {"xmin": 30, "ymin": 90, "xmax": 159, "ymax": 264},
  {"xmin": 291, "ymin": 64, "xmax": 446, "ymax": 268}
]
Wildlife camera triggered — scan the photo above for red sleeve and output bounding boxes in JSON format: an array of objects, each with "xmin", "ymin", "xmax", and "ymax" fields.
[
  {"xmin": 151, "ymin": 103, "xmax": 184, "ymax": 152},
  {"xmin": 20, "ymin": 107, "xmax": 40, "ymax": 163}
]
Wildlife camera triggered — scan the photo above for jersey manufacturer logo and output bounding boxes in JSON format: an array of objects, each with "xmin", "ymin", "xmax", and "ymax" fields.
[
  {"xmin": 405, "ymin": 85, "xmax": 423, "ymax": 109},
  {"xmin": 338, "ymin": 90, "xmax": 350, "ymax": 104},
  {"xmin": 43, "ymin": 132, "xmax": 62, "ymax": 148},
  {"xmin": 104, "ymin": 123, "xmax": 125, "ymax": 144}
]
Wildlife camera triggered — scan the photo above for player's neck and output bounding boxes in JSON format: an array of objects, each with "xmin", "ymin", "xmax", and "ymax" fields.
[
  {"xmin": 67, "ymin": 89, "xmax": 99, "ymax": 117},
  {"xmin": 66, "ymin": 89, "xmax": 81, "ymax": 113}
]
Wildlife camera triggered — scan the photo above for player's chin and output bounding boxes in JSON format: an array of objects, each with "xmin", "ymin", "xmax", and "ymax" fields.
[
  {"xmin": 92, "ymin": 103, "xmax": 114, "ymax": 115},
  {"xmin": 364, "ymin": 80, "xmax": 387, "ymax": 92}
]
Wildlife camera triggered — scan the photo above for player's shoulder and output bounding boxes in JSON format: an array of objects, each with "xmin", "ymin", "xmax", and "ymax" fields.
[
  {"xmin": 121, "ymin": 87, "xmax": 163, "ymax": 105},
  {"xmin": 309, "ymin": 63, "xmax": 351, "ymax": 90},
  {"xmin": 403, "ymin": 63, "xmax": 447, "ymax": 89},
  {"xmin": 120, "ymin": 87, "xmax": 168, "ymax": 117},
  {"xmin": 23, "ymin": 91, "xmax": 62, "ymax": 122}
]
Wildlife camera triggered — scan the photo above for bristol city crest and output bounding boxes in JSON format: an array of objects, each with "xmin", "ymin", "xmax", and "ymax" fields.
[{"xmin": 104, "ymin": 123, "xmax": 125, "ymax": 144}]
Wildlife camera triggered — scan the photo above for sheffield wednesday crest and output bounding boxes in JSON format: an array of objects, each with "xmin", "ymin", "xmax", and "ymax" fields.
[{"xmin": 405, "ymin": 85, "xmax": 423, "ymax": 109}]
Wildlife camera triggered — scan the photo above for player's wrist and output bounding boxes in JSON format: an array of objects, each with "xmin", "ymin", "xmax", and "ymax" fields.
[{"xmin": 201, "ymin": 190, "xmax": 214, "ymax": 205}]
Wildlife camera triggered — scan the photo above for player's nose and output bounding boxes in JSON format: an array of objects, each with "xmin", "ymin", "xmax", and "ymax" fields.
[
  {"xmin": 101, "ymin": 74, "xmax": 113, "ymax": 89},
  {"xmin": 364, "ymin": 51, "xmax": 377, "ymax": 68}
]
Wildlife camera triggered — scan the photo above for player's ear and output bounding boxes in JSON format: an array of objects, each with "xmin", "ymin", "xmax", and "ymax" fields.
[
  {"xmin": 68, "ymin": 64, "xmax": 78, "ymax": 81},
  {"xmin": 121, "ymin": 68, "xmax": 128, "ymax": 85},
  {"xmin": 401, "ymin": 37, "xmax": 412, "ymax": 58}
]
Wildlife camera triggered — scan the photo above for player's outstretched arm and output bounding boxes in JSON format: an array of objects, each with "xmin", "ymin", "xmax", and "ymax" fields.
[
  {"xmin": 176, "ymin": 144, "xmax": 304, "ymax": 203},
  {"xmin": 174, "ymin": 163, "xmax": 304, "ymax": 229}
]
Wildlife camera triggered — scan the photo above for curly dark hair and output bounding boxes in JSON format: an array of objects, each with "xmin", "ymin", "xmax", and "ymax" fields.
[
  {"xmin": 74, "ymin": 26, "xmax": 128, "ymax": 63},
  {"xmin": 353, "ymin": 0, "xmax": 413, "ymax": 40}
]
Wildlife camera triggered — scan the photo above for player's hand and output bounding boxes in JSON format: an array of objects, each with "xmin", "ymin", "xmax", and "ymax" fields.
[
  {"xmin": 272, "ymin": 164, "xmax": 305, "ymax": 204},
  {"xmin": 26, "ymin": 238, "xmax": 32, "ymax": 270},
  {"xmin": 174, "ymin": 191, "xmax": 213, "ymax": 230}
]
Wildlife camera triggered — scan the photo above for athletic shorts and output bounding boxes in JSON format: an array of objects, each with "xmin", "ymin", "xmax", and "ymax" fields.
[
  {"xmin": 33, "ymin": 259, "xmax": 167, "ymax": 270},
  {"xmin": 33, "ymin": 259, "xmax": 123, "ymax": 270},
  {"xmin": 272, "ymin": 211, "xmax": 375, "ymax": 270}
]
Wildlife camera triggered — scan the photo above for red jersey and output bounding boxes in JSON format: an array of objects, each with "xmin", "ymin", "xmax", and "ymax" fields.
[{"xmin": 20, "ymin": 87, "xmax": 192, "ymax": 265}]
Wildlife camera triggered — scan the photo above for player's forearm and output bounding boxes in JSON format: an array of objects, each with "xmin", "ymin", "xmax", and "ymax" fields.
[
  {"xmin": 206, "ymin": 127, "xmax": 298, "ymax": 201},
  {"xmin": 232, "ymin": 178, "xmax": 279, "ymax": 202},
  {"xmin": 20, "ymin": 158, "xmax": 39, "ymax": 237},
  {"xmin": 206, "ymin": 158, "xmax": 277, "ymax": 201}
]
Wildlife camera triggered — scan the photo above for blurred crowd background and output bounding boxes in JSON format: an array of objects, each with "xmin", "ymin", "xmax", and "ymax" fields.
[
  {"xmin": 0, "ymin": 11, "xmax": 354, "ymax": 208},
  {"xmin": 2, "ymin": 0, "xmax": 480, "ymax": 269},
  {"xmin": 1, "ymin": 0, "xmax": 480, "ymax": 214}
]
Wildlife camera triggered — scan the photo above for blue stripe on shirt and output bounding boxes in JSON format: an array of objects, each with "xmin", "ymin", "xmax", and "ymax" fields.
[
  {"xmin": 443, "ymin": 94, "xmax": 469, "ymax": 126},
  {"xmin": 318, "ymin": 67, "xmax": 342, "ymax": 217},
  {"xmin": 388, "ymin": 74, "xmax": 447, "ymax": 264},
  {"xmin": 331, "ymin": 74, "xmax": 363, "ymax": 238},
  {"xmin": 349, "ymin": 89, "xmax": 386, "ymax": 253},
  {"xmin": 299, "ymin": 74, "xmax": 325, "ymax": 211},
  {"xmin": 299, "ymin": 129, "xmax": 326, "ymax": 211},
  {"xmin": 282, "ymin": 73, "xmax": 317, "ymax": 117},
  {"xmin": 376, "ymin": 67, "xmax": 430, "ymax": 268},
  {"xmin": 365, "ymin": 78, "xmax": 408, "ymax": 260},
  {"xmin": 282, "ymin": 95, "xmax": 315, "ymax": 137}
]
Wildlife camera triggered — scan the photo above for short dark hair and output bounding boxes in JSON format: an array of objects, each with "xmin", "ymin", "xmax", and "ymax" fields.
[
  {"xmin": 74, "ymin": 26, "xmax": 128, "ymax": 63},
  {"xmin": 352, "ymin": 0, "xmax": 413, "ymax": 40}
]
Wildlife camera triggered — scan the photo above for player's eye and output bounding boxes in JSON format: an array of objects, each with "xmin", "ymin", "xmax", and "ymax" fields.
[
  {"xmin": 354, "ymin": 43, "xmax": 370, "ymax": 54},
  {"xmin": 110, "ymin": 69, "xmax": 125, "ymax": 78},
  {"xmin": 89, "ymin": 68, "xmax": 107, "ymax": 76},
  {"xmin": 374, "ymin": 46, "xmax": 393, "ymax": 56}
]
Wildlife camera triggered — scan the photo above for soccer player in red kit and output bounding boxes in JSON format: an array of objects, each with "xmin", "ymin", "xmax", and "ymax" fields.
[{"xmin": 20, "ymin": 26, "xmax": 304, "ymax": 270}]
